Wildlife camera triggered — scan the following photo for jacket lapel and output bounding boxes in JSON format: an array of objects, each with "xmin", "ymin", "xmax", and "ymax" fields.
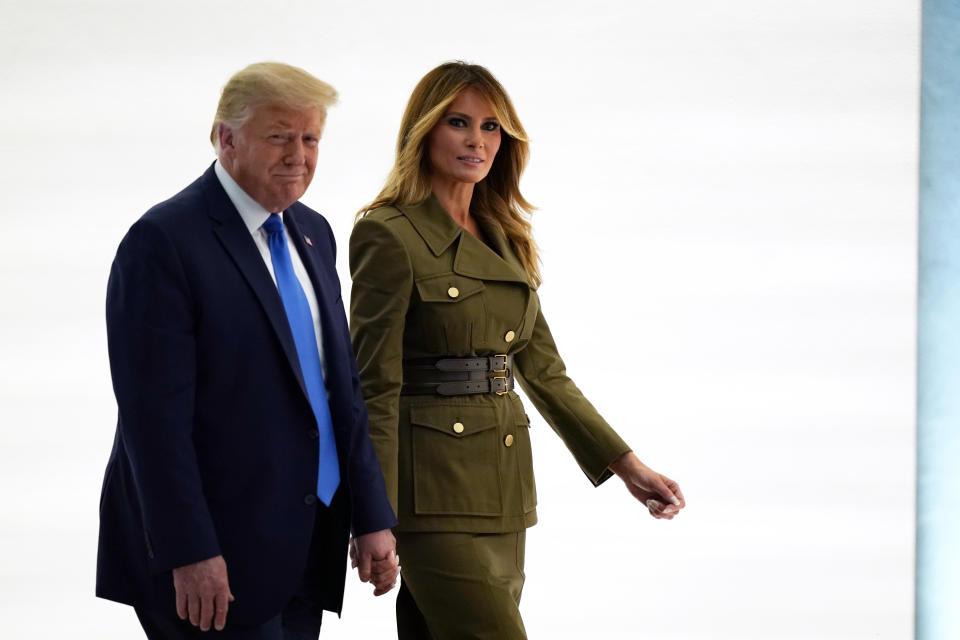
[
  {"xmin": 200, "ymin": 166, "xmax": 309, "ymax": 400},
  {"xmin": 285, "ymin": 210, "xmax": 351, "ymax": 436},
  {"xmin": 400, "ymin": 194, "xmax": 529, "ymax": 285},
  {"xmin": 454, "ymin": 222, "xmax": 529, "ymax": 285}
]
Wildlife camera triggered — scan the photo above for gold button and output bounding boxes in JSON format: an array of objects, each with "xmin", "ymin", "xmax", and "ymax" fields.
[
  {"xmin": 447, "ymin": 286, "xmax": 460, "ymax": 298},
  {"xmin": 453, "ymin": 422, "xmax": 465, "ymax": 434},
  {"xmin": 504, "ymin": 434, "xmax": 514, "ymax": 447},
  {"xmin": 504, "ymin": 330, "xmax": 516, "ymax": 342}
]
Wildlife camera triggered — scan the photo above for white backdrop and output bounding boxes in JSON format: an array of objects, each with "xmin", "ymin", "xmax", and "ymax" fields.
[{"xmin": 0, "ymin": 1, "xmax": 918, "ymax": 638}]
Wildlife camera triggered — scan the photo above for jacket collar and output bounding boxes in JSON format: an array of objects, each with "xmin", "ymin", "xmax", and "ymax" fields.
[
  {"xmin": 398, "ymin": 193, "xmax": 530, "ymax": 285},
  {"xmin": 396, "ymin": 193, "xmax": 461, "ymax": 257}
]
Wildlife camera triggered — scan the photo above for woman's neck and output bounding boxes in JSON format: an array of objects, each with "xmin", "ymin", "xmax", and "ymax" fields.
[{"xmin": 430, "ymin": 177, "xmax": 475, "ymax": 228}]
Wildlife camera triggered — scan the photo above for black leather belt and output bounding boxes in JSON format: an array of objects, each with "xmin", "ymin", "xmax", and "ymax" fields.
[{"xmin": 401, "ymin": 355, "xmax": 515, "ymax": 396}]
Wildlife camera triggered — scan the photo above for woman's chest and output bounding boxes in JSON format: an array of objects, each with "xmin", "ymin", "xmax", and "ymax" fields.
[{"xmin": 403, "ymin": 237, "xmax": 540, "ymax": 357}]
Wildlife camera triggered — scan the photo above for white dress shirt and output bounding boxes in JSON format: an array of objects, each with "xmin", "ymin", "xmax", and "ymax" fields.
[{"xmin": 214, "ymin": 160, "xmax": 327, "ymax": 377}]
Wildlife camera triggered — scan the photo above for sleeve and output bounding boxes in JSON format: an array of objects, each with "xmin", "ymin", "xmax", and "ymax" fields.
[
  {"xmin": 348, "ymin": 217, "xmax": 414, "ymax": 514},
  {"xmin": 314, "ymin": 217, "xmax": 397, "ymax": 535},
  {"xmin": 106, "ymin": 217, "xmax": 221, "ymax": 572},
  {"xmin": 513, "ymin": 302, "xmax": 632, "ymax": 486}
]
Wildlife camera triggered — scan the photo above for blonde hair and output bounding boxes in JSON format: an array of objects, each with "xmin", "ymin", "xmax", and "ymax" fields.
[
  {"xmin": 360, "ymin": 61, "xmax": 541, "ymax": 286},
  {"xmin": 210, "ymin": 62, "xmax": 338, "ymax": 150}
]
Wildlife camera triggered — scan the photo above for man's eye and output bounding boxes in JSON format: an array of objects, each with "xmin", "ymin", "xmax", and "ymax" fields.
[{"xmin": 269, "ymin": 134, "xmax": 287, "ymax": 141}]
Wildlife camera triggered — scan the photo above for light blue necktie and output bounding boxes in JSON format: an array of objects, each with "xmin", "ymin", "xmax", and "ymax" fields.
[{"xmin": 263, "ymin": 214, "xmax": 340, "ymax": 506}]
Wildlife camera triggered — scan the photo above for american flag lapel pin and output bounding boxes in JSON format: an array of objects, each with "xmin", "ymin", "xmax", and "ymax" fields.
[{"xmin": 304, "ymin": 235, "xmax": 313, "ymax": 246}]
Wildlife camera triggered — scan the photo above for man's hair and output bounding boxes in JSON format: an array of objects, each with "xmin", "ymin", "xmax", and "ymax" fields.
[{"xmin": 210, "ymin": 62, "xmax": 338, "ymax": 150}]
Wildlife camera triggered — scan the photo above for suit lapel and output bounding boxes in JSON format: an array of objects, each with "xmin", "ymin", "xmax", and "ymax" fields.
[
  {"xmin": 285, "ymin": 211, "xmax": 340, "ymax": 350},
  {"xmin": 285, "ymin": 210, "xmax": 351, "ymax": 434},
  {"xmin": 200, "ymin": 167, "xmax": 309, "ymax": 400}
]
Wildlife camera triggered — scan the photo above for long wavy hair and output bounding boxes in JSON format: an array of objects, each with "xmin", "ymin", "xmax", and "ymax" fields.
[{"xmin": 359, "ymin": 62, "xmax": 541, "ymax": 286}]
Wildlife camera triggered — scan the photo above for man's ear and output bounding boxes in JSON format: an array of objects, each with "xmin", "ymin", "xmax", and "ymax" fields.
[{"xmin": 218, "ymin": 123, "xmax": 236, "ymax": 155}]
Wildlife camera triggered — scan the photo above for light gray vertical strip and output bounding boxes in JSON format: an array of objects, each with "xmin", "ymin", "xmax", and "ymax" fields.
[{"xmin": 918, "ymin": 1, "xmax": 960, "ymax": 637}]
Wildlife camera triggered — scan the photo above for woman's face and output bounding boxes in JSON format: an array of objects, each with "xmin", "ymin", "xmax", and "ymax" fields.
[{"xmin": 426, "ymin": 87, "xmax": 502, "ymax": 186}]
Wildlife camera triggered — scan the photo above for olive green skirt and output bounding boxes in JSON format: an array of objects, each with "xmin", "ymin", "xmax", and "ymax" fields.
[{"xmin": 396, "ymin": 530, "xmax": 527, "ymax": 640}]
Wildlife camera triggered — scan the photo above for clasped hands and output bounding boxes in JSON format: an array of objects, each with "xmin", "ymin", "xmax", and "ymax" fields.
[
  {"xmin": 171, "ymin": 529, "xmax": 398, "ymax": 631},
  {"xmin": 349, "ymin": 528, "xmax": 400, "ymax": 596}
]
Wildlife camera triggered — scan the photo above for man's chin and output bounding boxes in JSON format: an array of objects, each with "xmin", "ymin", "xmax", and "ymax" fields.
[{"xmin": 265, "ymin": 186, "xmax": 308, "ymax": 212}]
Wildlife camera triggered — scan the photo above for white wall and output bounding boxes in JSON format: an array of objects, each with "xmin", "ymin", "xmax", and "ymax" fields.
[{"xmin": 0, "ymin": 1, "xmax": 918, "ymax": 638}]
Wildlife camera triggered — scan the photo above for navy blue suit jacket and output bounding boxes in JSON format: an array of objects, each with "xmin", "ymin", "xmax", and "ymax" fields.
[{"xmin": 96, "ymin": 164, "xmax": 396, "ymax": 623}]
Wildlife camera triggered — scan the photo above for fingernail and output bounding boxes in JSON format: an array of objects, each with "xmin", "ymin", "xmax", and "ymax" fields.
[{"xmin": 671, "ymin": 497, "xmax": 681, "ymax": 506}]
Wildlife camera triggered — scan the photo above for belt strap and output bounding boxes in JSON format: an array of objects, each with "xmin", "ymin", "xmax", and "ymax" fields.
[
  {"xmin": 403, "ymin": 355, "xmax": 512, "ymax": 373},
  {"xmin": 401, "ymin": 355, "xmax": 514, "ymax": 396}
]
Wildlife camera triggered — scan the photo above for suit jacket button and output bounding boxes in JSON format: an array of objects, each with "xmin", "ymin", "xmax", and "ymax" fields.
[
  {"xmin": 308, "ymin": 429, "xmax": 319, "ymax": 439},
  {"xmin": 504, "ymin": 330, "xmax": 516, "ymax": 342},
  {"xmin": 452, "ymin": 422, "xmax": 465, "ymax": 434},
  {"xmin": 504, "ymin": 434, "xmax": 515, "ymax": 447},
  {"xmin": 447, "ymin": 286, "xmax": 460, "ymax": 298},
  {"xmin": 304, "ymin": 494, "xmax": 317, "ymax": 506}
]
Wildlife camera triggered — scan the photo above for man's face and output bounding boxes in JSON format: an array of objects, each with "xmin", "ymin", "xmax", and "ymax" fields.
[{"xmin": 220, "ymin": 102, "xmax": 325, "ymax": 212}]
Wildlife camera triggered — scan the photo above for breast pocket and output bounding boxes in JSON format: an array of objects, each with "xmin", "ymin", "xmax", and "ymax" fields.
[
  {"xmin": 409, "ymin": 403, "xmax": 502, "ymax": 516},
  {"xmin": 414, "ymin": 272, "xmax": 485, "ymax": 356}
]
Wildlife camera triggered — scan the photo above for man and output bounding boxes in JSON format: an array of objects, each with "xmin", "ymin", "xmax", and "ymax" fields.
[{"xmin": 97, "ymin": 62, "xmax": 399, "ymax": 639}]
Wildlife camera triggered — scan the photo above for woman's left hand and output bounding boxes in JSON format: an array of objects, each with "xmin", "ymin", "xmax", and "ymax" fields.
[{"xmin": 609, "ymin": 451, "xmax": 686, "ymax": 520}]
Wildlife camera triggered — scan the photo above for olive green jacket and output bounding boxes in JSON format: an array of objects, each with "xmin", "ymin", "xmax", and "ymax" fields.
[{"xmin": 349, "ymin": 194, "xmax": 630, "ymax": 533}]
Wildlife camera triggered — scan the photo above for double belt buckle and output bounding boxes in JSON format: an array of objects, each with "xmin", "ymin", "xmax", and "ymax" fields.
[{"xmin": 491, "ymin": 354, "xmax": 509, "ymax": 396}]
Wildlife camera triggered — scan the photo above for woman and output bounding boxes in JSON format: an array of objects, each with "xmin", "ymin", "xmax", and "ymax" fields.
[{"xmin": 349, "ymin": 62, "xmax": 685, "ymax": 639}]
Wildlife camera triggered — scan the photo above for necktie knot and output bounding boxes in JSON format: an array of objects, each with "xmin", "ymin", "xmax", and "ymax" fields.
[{"xmin": 263, "ymin": 213, "xmax": 284, "ymax": 236}]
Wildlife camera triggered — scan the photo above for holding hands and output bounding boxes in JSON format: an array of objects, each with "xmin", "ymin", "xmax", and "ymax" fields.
[
  {"xmin": 170, "ymin": 529, "xmax": 398, "ymax": 634},
  {"xmin": 350, "ymin": 528, "xmax": 400, "ymax": 596},
  {"xmin": 609, "ymin": 451, "xmax": 686, "ymax": 520}
]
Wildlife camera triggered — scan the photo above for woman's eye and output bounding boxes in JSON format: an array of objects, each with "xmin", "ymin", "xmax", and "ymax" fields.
[
  {"xmin": 482, "ymin": 121, "xmax": 500, "ymax": 131},
  {"xmin": 448, "ymin": 117, "xmax": 467, "ymax": 128}
]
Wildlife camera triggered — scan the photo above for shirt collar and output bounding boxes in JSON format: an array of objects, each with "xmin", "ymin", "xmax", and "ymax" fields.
[{"xmin": 214, "ymin": 159, "xmax": 279, "ymax": 235}]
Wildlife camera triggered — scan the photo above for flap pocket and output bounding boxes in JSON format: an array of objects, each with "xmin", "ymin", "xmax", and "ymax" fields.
[
  {"xmin": 409, "ymin": 403, "xmax": 502, "ymax": 516},
  {"xmin": 415, "ymin": 272, "xmax": 485, "ymax": 303},
  {"xmin": 409, "ymin": 403, "xmax": 498, "ymax": 438}
]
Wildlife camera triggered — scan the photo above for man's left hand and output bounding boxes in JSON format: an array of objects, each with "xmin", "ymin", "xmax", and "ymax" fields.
[{"xmin": 351, "ymin": 529, "xmax": 399, "ymax": 596}]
